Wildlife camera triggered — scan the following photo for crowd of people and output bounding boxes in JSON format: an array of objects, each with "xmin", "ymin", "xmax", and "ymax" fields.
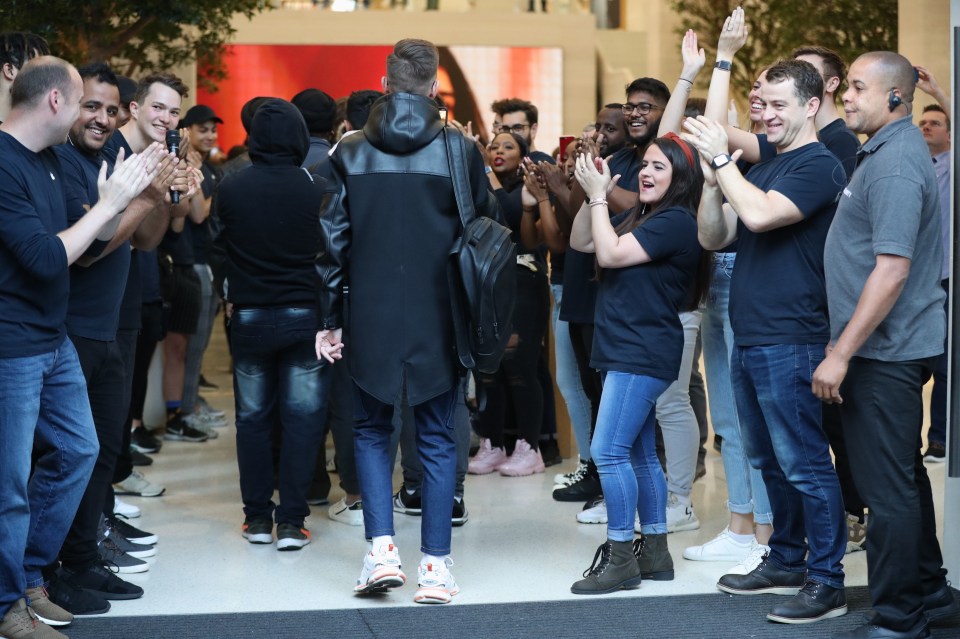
[{"xmin": 0, "ymin": 7, "xmax": 957, "ymax": 639}]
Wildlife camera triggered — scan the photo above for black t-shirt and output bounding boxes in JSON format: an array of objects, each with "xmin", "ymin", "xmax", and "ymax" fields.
[
  {"xmin": 729, "ymin": 142, "xmax": 845, "ymax": 346},
  {"xmin": 591, "ymin": 207, "xmax": 702, "ymax": 380},
  {"xmin": 117, "ymin": 248, "xmax": 142, "ymax": 330},
  {"xmin": 0, "ymin": 131, "xmax": 69, "ymax": 357},
  {"xmin": 819, "ymin": 118, "xmax": 860, "ymax": 181},
  {"xmin": 139, "ymin": 249, "xmax": 162, "ymax": 303},
  {"xmin": 190, "ymin": 162, "xmax": 219, "ymax": 265},
  {"xmin": 549, "ymin": 250, "xmax": 564, "ymax": 286},
  {"xmin": 56, "ymin": 142, "xmax": 131, "ymax": 341},
  {"xmin": 607, "ymin": 146, "xmax": 643, "ymax": 194}
]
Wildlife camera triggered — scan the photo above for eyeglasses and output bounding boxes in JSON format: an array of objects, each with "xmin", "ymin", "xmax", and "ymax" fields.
[
  {"xmin": 621, "ymin": 102, "xmax": 663, "ymax": 116},
  {"xmin": 493, "ymin": 123, "xmax": 530, "ymax": 135}
]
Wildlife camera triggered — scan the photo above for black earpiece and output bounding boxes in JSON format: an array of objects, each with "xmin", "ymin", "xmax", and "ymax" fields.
[{"xmin": 888, "ymin": 90, "xmax": 903, "ymax": 112}]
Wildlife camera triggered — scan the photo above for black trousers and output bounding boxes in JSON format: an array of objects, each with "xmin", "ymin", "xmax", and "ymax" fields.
[
  {"xmin": 105, "ymin": 328, "xmax": 138, "ymax": 515},
  {"xmin": 821, "ymin": 402, "xmax": 866, "ymax": 520},
  {"xmin": 840, "ymin": 356, "xmax": 947, "ymax": 632},
  {"xmin": 568, "ymin": 321, "xmax": 601, "ymax": 438},
  {"xmin": 60, "ymin": 336, "xmax": 127, "ymax": 569}
]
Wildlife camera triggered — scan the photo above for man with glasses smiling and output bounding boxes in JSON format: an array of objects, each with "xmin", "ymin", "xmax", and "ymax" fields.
[{"xmin": 490, "ymin": 98, "xmax": 553, "ymax": 164}]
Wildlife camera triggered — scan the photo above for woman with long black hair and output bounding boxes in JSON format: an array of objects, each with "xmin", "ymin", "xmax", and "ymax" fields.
[
  {"xmin": 467, "ymin": 131, "xmax": 550, "ymax": 477},
  {"xmin": 567, "ymin": 134, "xmax": 708, "ymax": 594}
]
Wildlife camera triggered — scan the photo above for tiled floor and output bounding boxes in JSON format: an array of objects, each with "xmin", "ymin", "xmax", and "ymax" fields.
[{"xmin": 107, "ymin": 324, "xmax": 947, "ymax": 616}]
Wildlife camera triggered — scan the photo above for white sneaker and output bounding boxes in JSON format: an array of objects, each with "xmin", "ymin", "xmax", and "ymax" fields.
[
  {"xmin": 666, "ymin": 493, "xmax": 700, "ymax": 532},
  {"xmin": 113, "ymin": 497, "xmax": 140, "ymax": 519},
  {"xmin": 577, "ymin": 496, "xmax": 607, "ymax": 524},
  {"xmin": 553, "ymin": 460, "xmax": 588, "ymax": 487},
  {"xmin": 414, "ymin": 557, "xmax": 460, "ymax": 604},
  {"xmin": 113, "ymin": 470, "xmax": 166, "ymax": 497},
  {"xmin": 355, "ymin": 544, "xmax": 406, "ymax": 594},
  {"xmin": 726, "ymin": 541, "xmax": 771, "ymax": 576},
  {"xmin": 683, "ymin": 527, "xmax": 755, "ymax": 562},
  {"xmin": 328, "ymin": 498, "xmax": 363, "ymax": 526},
  {"xmin": 183, "ymin": 413, "xmax": 220, "ymax": 438}
]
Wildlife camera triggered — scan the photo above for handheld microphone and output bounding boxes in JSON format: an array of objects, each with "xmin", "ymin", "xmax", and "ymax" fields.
[{"xmin": 165, "ymin": 129, "xmax": 180, "ymax": 204}]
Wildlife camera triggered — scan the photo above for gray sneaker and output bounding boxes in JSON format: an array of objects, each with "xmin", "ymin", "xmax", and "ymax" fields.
[
  {"xmin": 100, "ymin": 517, "xmax": 156, "ymax": 559},
  {"xmin": 97, "ymin": 537, "xmax": 149, "ymax": 574},
  {"xmin": 182, "ymin": 413, "xmax": 220, "ymax": 439},
  {"xmin": 113, "ymin": 470, "xmax": 165, "ymax": 497}
]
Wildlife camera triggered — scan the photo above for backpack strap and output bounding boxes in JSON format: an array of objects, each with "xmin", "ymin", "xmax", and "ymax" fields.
[{"xmin": 443, "ymin": 126, "xmax": 476, "ymax": 229}]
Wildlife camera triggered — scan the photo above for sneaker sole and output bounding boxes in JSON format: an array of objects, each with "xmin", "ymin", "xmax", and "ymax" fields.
[
  {"xmin": 242, "ymin": 532, "xmax": 273, "ymax": 544},
  {"xmin": 124, "ymin": 534, "xmax": 158, "ymax": 545},
  {"xmin": 329, "ymin": 514, "xmax": 364, "ymax": 526},
  {"xmin": 682, "ymin": 549, "xmax": 751, "ymax": 562},
  {"xmin": 114, "ymin": 487, "xmax": 166, "ymax": 498},
  {"xmin": 277, "ymin": 538, "xmax": 310, "ymax": 551},
  {"xmin": 32, "ymin": 611, "xmax": 73, "ymax": 627},
  {"xmin": 162, "ymin": 433, "xmax": 208, "ymax": 442},
  {"xmin": 498, "ymin": 466, "xmax": 545, "ymax": 477},
  {"xmin": 717, "ymin": 582, "xmax": 803, "ymax": 596},
  {"xmin": 130, "ymin": 444, "xmax": 160, "ymax": 454},
  {"xmin": 766, "ymin": 605, "xmax": 848, "ymax": 624},
  {"xmin": 113, "ymin": 508, "xmax": 140, "ymax": 519},
  {"xmin": 124, "ymin": 546, "xmax": 157, "ymax": 559},
  {"xmin": 413, "ymin": 586, "xmax": 459, "ymax": 604},
  {"xmin": 85, "ymin": 587, "xmax": 143, "ymax": 601},
  {"xmin": 112, "ymin": 563, "xmax": 149, "ymax": 574},
  {"xmin": 393, "ymin": 500, "xmax": 422, "ymax": 516},
  {"xmin": 355, "ymin": 572, "xmax": 405, "ymax": 594},
  {"xmin": 576, "ymin": 515, "xmax": 608, "ymax": 524},
  {"xmin": 452, "ymin": 515, "xmax": 469, "ymax": 527}
]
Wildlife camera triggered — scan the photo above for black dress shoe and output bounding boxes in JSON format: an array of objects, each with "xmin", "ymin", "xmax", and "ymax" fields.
[
  {"xmin": 717, "ymin": 554, "xmax": 806, "ymax": 595},
  {"xmin": 767, "ymin": 580, "xmax": 848, "ymax": 624},
  {"xmin": 833, "ymin": 621, "xmax": 930, "ymax": 639},
  {"xmin": 923, "ymin": 583, "xmax": 960, "ymax": 622}
]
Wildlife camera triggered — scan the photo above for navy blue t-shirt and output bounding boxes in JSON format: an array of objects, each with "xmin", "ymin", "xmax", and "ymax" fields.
[
  {"xmin": 559, "ymin": 146, "xmax": 641, "ymax": 324},
  {"xmin": 591, "ymin": 207, "xmax": 702, "ymax": 380},
  {"xmin": 117, "ymin": 247, "xmax": 142, "ymax": 331},
  {"xmin": 729, "ymin": 141, "xmax": 845, "ymax": 346},
  {"xmin": 191, "ymin": 161, "xmax": 219, "ymax": 265},
  {"xmin": 0, "ymin": 131, "xmax": 70, "ymax": 357},
  {"xmin": 56, "ymin": 142, "xmax": 131, "ymax": 341},
  {"xmin": 819, "ymin": 118, "xmax": 860, "ymax": 181}
]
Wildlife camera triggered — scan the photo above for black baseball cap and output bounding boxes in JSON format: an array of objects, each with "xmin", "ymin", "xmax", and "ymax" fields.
[{"xmin": 180, "ymin": 104, "xmax": 224, "ymax": 127}]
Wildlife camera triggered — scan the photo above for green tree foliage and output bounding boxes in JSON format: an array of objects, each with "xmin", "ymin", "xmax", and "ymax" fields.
[
  {"xmin": 669, "ymin": 0, "xmax": 898, "ymax": 99},
  {"xmin": 0, "ymin": 1, "xmax": 271, "ymax": 90}
]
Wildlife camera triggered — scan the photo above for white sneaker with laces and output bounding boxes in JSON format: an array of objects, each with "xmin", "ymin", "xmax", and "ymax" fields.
[
  {"xmin": 414, "ymin": 557, "xmax": 460, "ymax": 604},
  {"xmin": 666, "ymin": 493, "xmax": 700, "ymax": 532},
  {"xmin": 114, "ymin": 470, "xmax": 166, "ymax": 497},
  {"xmin": 355, "ymin": 544, "xmax": 406, "ymax": 594},
  {"xmin": 726, "ymin": 541, "xmax": 771, "ymax": 576},
  {"xmin": 683, "ymin": 527, "xmax": 755, "ymax": 562},
  {"xmin": 577, "ymin": 496, "xmax": 607, "ymax": 524},
  {"xmin": 328, "ymin": 498, "xmax": 363, "ymax": 526}
]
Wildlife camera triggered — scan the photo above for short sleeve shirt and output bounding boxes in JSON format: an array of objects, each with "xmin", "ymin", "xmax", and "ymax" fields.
[
  {"xmin": 729, "ymin": 141, "xmax": 845, "ymax": 346},
  {"xmin": 591, "ymin": 207, "xmax": 701, "ymax": 380},
  {"xmin": 824, "ymin": 116, "xmax": 946, "ymax": 361}
]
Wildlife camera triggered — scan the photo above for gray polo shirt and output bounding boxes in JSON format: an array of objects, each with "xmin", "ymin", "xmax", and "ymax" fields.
[{"xmin": 824, "ymin": 116, "xmax": 946, "ymax": 362}]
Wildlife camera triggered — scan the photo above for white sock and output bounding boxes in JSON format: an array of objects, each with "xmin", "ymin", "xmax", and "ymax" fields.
[
  {"xmin": 421, "ymin": 553, "xmax": 448, "ymax": 567},
  {"xmin": 371, "ymin": 535, "xmax": 393, "ymax": 550},
  {"xmin": 729, "ymin": 531, "xmax": 755, "ymax": 545}
]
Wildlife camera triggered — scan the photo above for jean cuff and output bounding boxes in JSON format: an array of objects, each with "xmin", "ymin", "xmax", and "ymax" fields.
[
  {"xmin": 25, "ymin": 576, "xmax": 45, "ymax": 590},
  {"xmin": 640, "ymin": 523, "xmax": 667, "ymax": 536},
  {"xmin": 808, "ymin": 574, "xmax": 845, "ymax": 590},
  {"xmin": 420, "ymin": 544, "xmax": 452, "ymax": 556}
]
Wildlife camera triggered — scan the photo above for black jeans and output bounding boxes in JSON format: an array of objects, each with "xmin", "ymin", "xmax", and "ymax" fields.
[
  {"xmin": 821, "ymin": 402, "xmax": 866, "ymax": 520},
  {"xmin": 231, "ymin": 307, "xmax": 331, "ymax": 526},
  {"xmin": 60, "ymin": 336, "xmax": 127, "ymax": 569},
  {"xmin": 840, "ymin": 356, "xmax": 947, "ymax": 632},
  {"xmin": 478, "ymin": 266, "xmax": 549, "ymax": 449},
  {"xmin": 568, "ymin": 321, "xmax": 602, "ymax": 438},
  {"xmin": 106, "ymin": 328, "xmax": 138, "ymax": 515}
]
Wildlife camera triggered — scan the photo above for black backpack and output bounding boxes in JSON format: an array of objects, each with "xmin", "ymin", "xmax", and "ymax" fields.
[{"xmin": 444, "ymin": 127, "xmax": 517, "ymax": 375}]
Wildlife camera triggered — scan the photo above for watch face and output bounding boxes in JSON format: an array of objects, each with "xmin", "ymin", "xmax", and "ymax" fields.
[{"xmin": 712, "ymin": 154, "xmax": 731, "ymax": 169}]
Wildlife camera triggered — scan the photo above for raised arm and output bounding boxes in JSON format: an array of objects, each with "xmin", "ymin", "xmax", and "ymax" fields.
[
  {"xmin": 916, "ymin": 65, "xmax": 952, "ymax": 113},
  {"xmin": 703, "ymin": 7, "xmax": 761, "ymax": 163},
  {"xmin": 658, "ymin": 29, "xmax": 706, "ymax": 136}
]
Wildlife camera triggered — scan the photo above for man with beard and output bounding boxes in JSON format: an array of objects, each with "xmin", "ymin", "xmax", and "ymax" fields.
[{"xmin": 491, "ymin": 98, "xmax": 554, "ymax": 164}]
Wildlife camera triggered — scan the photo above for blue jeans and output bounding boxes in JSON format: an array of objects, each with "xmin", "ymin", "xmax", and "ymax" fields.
[
  {"xmin": 231, "ymin": 307, "xmax": 331, "ymax": 526},
  {"xmin": 0, "ymin": 339, "xmax": 98, "ymax": 615},
  {"xmin": 591, "ymin": 371, "xmax": 671, "ymax": 541},
  {"xmin": 551, "ymin": 284, "xmax": 593, "ymax": 460},
  {"xmin": 354, "ymin": 384, "xmax": 458, "ymax": 555},
  {"xmin": 701, "ymin": 253, "xmax": 771, "ymax": 523},
  {"xmin": 731, "ymin": 343, "xmax": 846, "ymax": 589}
]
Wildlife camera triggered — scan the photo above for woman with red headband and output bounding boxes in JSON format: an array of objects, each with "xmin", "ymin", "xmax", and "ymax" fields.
[{"xmin": 567, "ymin": 133, "xmax": 710, "ymax": 595}]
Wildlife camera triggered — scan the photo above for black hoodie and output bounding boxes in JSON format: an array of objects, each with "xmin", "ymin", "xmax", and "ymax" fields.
[
  {"xmin": 217, "ymin": 99, "xmax": 327, "ymax": 309},
  {"xmin": 319, "ymin": 92, "xmax": 496, "ymax": 405}
]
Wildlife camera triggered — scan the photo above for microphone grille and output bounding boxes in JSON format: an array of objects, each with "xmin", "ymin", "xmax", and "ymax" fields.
[{"xmin": 165, "ymin": 129, "xmax": 180, "ymax": 144}]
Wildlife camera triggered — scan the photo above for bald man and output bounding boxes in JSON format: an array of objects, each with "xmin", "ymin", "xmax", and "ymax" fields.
[
  {"xmin": 814, "ymin": 51, "xmax": 959, "ymax": 639},
  {"xmin": 0, "ymin": 56, "xmax": 159, "ymax": 636}
]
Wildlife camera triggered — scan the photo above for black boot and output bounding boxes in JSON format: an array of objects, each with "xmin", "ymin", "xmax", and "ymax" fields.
[
  {"xmin": 633, "ymin": 534, "xmax": 674, "ymax": 581},
  {"xmin": 552, "ymin": 459, "xmax": 602, "ymax": 502},
  {"xmin": 570, "ymin": 540, "xmax": 643, "ymax": 595}
]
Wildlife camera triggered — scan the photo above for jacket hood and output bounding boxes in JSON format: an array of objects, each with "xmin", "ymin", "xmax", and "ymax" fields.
[
  {"xmin": 248, "ymin": 99, "xmax": 309, "ymax": 167},
  {"xmin": 363, "ymin": 92, "xmax": 444, "ymax": 154}
]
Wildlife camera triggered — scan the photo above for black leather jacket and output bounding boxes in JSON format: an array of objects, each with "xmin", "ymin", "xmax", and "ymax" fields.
[{"xmin": 317, "ymin": 92, "xmax": 495, "ymax": 405}]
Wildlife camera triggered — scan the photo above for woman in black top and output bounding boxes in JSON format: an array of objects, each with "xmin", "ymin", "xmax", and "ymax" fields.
[
  {"xmin": 567, "ymin": 134, "xmax": 707, "ymax": 595},
  {"xmin": 467, "ymin": 132, "xmax": 550, "ymax": 477}
]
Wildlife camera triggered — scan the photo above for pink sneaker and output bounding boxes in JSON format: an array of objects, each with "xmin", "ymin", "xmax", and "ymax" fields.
[
  {"xmin": 498, "ymin": 439, "xmax": 545, "ymax": 476},
  {"xmin": 467, "ymin": 438, "xmax": 507, "ymax": 475}
]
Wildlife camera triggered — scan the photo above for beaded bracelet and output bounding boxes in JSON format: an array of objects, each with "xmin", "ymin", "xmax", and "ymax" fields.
[{"xmin": 588, "ymin": 198, "xmax": 607, "ymax": 207}]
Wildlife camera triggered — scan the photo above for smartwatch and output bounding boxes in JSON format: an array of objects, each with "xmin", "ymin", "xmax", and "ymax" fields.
[
  {"xmin": 714, "ymin": 60, "xmax": 732, "ymax": 72},
  {"xmin": 711, "ymin": 153, "xmax": 734, "ymax": 170}
]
